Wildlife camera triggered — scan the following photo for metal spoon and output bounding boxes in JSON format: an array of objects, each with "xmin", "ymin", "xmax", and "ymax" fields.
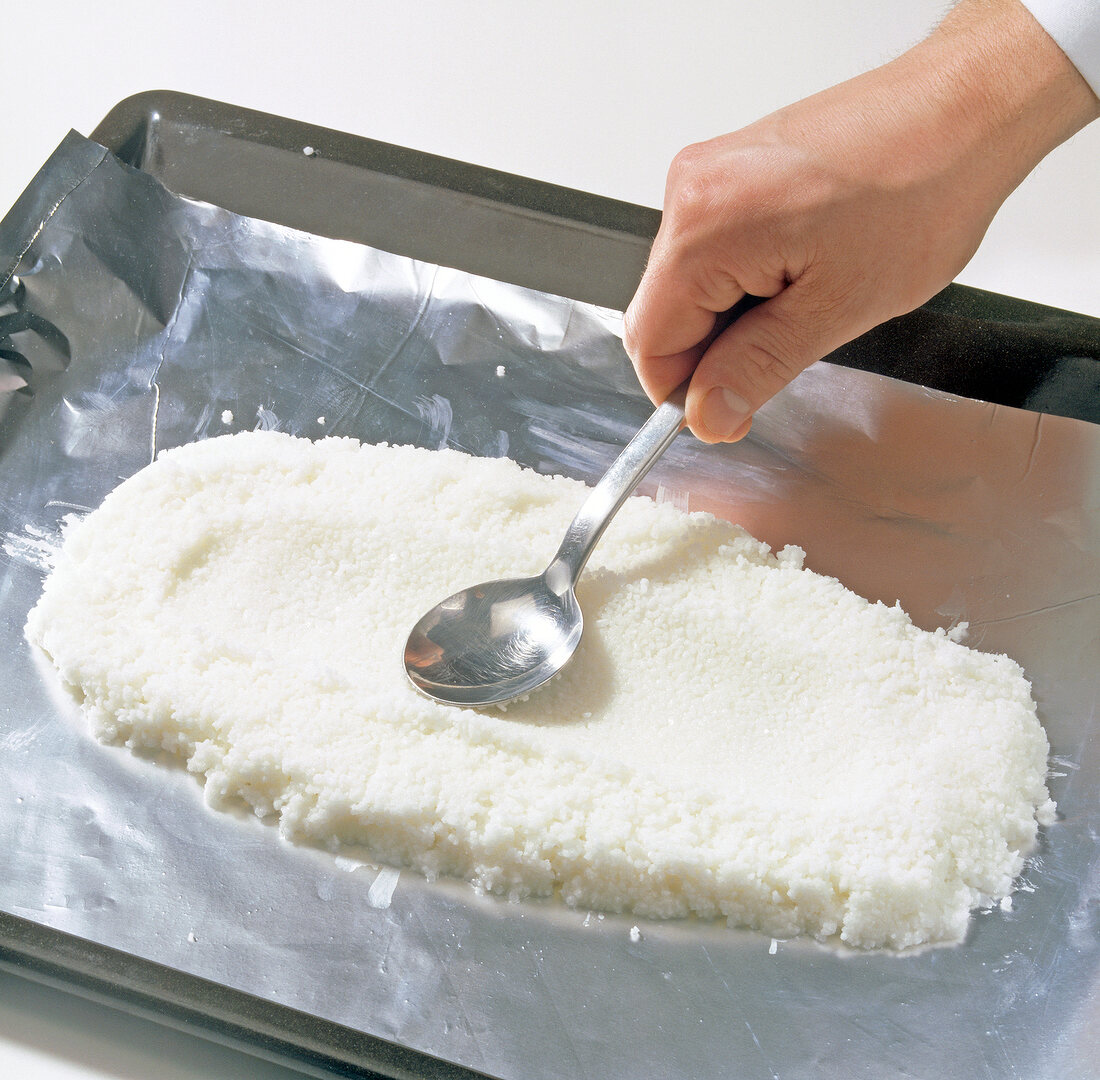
[{"xmin": 403, "ymin": 384, "xmax": 688, "ymax": 707}]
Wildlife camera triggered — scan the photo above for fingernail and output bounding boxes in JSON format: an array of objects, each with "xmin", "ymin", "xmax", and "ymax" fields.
[{"xmin": 700, "ymin": 387, "xmax": 751, "ymax": 440}]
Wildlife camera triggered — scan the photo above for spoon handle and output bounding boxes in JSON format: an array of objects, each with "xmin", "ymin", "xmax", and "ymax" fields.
[{"xmin": 548, "ymin": 383, "xmax": 688, "ymax": 590}]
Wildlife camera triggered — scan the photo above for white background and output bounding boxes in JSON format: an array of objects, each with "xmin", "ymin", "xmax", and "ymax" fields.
[{"xmin": 2, "ymin": 2, "xmax": 1098, "ymax": 1077}]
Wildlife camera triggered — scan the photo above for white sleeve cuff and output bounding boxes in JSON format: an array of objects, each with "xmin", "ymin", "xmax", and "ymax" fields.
[{"xmin": 1021, "ymin": 0, "xmax": 1100, "ymax": 97}]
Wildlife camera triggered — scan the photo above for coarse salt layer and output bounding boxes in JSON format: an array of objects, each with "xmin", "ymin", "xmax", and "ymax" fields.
[{"xmin": 26, "ymin": 431, "xmax": 1055, "ymax": 949}]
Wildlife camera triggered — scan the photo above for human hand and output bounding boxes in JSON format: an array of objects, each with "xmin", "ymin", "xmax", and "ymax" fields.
[{"xmin": 624, "ymin": 0, "xmax": 1099, "ymax": 443}]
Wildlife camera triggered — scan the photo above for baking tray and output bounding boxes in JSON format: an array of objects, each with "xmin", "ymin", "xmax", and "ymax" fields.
[
  {"xmin": 85, "ymin": 92, "xmax": 1100, "ymax": 423},
  {"xmin": 1, "ymin": 91, "xmax": 1099, "ymax": 1080}
]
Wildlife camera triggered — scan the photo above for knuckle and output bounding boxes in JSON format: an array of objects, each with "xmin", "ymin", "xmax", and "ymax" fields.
[
  {"xmin": 664, "ymin": 143, "xmax": 728, "ymax": 228},
  {"xmin": 667, "ymin": 140, "xmax": 711, "ymax": 184},
  {"xmin": 664, "ymin": 173, "xmax": 712, "ymax": 232},
  {"xmin": 736, "ymin": 331, "xmax": 809, "ymax": 394},
  {"xmin": 692, "ymin": 262, "xmax": 743, "ymax": 313}
]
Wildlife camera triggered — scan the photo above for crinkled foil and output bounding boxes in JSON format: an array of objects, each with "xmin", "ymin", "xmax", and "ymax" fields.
[{"xmin": 1, "ymin": 132, "xmax": 1098, "ymax": 1080}]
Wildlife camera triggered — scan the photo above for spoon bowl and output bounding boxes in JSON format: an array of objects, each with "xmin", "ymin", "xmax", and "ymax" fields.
[
  {"xmin": 404, "ymin": 569, "xmax": 582, "ymax": 706},
  {"xmin": 404, "ymin": 385, "xmax": 687, "ymax": 707}
]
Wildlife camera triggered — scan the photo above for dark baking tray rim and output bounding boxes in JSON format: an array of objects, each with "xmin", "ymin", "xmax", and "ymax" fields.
[
  {"xmin": 0, "ymin": 912, "xmax": 489, "ymax": 1080},
  {"xmin": 3, "ymin": 87, "xmax": 1099, "ymax": 1080},
  {"xmin": 91, "ymin": 90, "xmax": 662, "ymax": 242}
]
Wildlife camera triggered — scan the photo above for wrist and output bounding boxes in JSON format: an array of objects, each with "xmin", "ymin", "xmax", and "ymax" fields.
[{"xmin": 908, "ymin": 0, "xmax": 1099, "ymax": 190}]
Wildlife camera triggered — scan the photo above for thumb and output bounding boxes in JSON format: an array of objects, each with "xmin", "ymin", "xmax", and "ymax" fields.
[{"xmin": 683, "ymin": 281, "xmax": 860, "ymax": 443}]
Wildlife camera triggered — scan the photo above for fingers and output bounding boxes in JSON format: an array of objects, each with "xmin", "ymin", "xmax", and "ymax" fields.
[
  {"xmin": 625, "ymin": 214, "xmax": 866, "ymax": 443},
  {"xmin": 682, "ymin": 280, "xmax": 860, "ymax": 443},
  {"xmin": 622, "ymin": 115, "xmax": 898, "ymax": 436},
  {"xmin": 623, "ymin": 241, "xmax": 746, "ymax": 407}
]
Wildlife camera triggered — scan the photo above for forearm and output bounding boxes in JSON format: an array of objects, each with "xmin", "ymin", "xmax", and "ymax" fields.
[
  {"xmin": 765, "ymin": 0, "xmax": 1099, "ymax": 211},
  {"xmin": 1013, "ymin": 0, "xmax": 1100, "ymax": 103},
  {"xmin": 914, "ymin": 0, "xmax": 1100, "ymax": 190}
]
